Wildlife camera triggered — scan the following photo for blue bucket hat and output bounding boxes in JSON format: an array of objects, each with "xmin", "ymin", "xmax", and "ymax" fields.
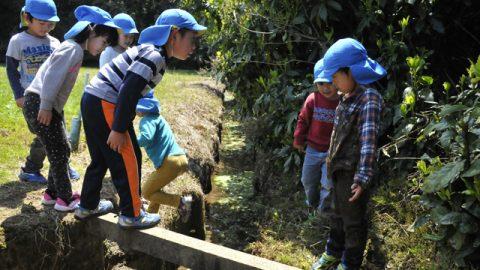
[
  {"xmin": 64, "ymin": 5, "xmax": 118, "ymax": 40},
  {"xmin": 323, "ymin": 38, "xmax": 386, "ymax": 84},
  {"xmin": 313, "ymin": 58, "xmax": 331, "ymax": 83},
  {"xmin": 138, "ymin": 9, "xmax": 207, "ymax": 46},
  {"xmin": 20, "ymin": 0, "xmax": 59, "ymax": 27},
  {"xmin": 113, "ymin": 13, "xmax": 139, "ymax": 34},
  {"xmin": 136, "ymin": 91, "xmax": 161, "ymax": 115}
]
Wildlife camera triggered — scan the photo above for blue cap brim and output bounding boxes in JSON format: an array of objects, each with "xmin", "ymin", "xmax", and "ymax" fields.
[
  {"xmin": 350, "ymin": 58, "xmax": 386, "ymax": 84},
  {"xmin": 64, "ymin": 21, "xmax": 91, "ymax": 40},
  {"xmin": 314, "ymin": 77, "xmax": 330, "ymax": 83},
  {"xmin": 323, "ymin": 57, "xmax": 386, "ymax": 84},
  {"xmin": 30, "ymin": 12, "xmax": 60, "ymax": 22},
  {"xmin": 138, "ymin": 25, "xmax": 172, "ymax": 46},
  {"xmin": 190, "ymin": 24, "xmax": 207, "ymax": 32},
  {"xmin": 64, "ymin": 20, "xmax": 119, "ymax": 40},
  {"xmin": 123, "ymin": 28, "xmax": 139, "ymax": 34}
]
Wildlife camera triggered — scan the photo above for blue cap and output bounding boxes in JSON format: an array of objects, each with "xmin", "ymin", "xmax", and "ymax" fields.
[
  {"xmin": 23, "ymin": 0, "xmax": 59, "ymax": 22},
  {"xmin": 136, "ymin": 91, "xmax": 161, "ymax": 115},
  {"xmin": 113, "ymin": 13, "xmax": 139, "ymax": 34},
  {"xmin": 323, "ymin": 38, "xmax": 386, "ymax": 84},
  {"xmin": 313, "ymin": 58, "xmax": 330, "ymax": 83},
  {"xmin": 156, "ymin": 9, "xmax": 207, "ymax": 32},
  {"xmin": 64, "ymin": 5, "xmax": 118, "ymax": 40},
  {"xmin": 139, "ymin": 9, "xmax": 207, "ymax": 46}
]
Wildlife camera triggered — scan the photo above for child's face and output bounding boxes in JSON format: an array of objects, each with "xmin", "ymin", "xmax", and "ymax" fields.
[
  {"xmin": 87, "ymin": 35, "xmax": 109, "ymax": 56},
  {"xmin": 118, "ymin": 33, "xmax": 135, "ymax": 49},
  {"xmin": 316, "ymin": 83, "xmax": 339, "ymax": 100},
  {"xmin": 136, "ymin": 111, "xmax": 145, "ymax": 117},
  {"xmin": 171, "ymin": 30, "xmax": 200, "ymax": 60},
  {"xmin": 332, "ymin": 70, "xmax": 357, "ymax": 95},
  {"xmin": 26, "ymin": 16, "xmax": 55, "ymax": 37}
]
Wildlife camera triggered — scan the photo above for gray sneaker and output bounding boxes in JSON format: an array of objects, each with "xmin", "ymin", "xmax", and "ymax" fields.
[
  {"xmin": 74, "ymin": 200, "xmax": 114, "ymax": 220},
  {"xmin": 118, "ymin": 210, "xmax": 161, "ymax": 229}
]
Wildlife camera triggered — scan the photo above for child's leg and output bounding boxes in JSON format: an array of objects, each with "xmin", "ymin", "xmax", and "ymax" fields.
[
  {"xmin": 330, "ymin": 170, "xmax": 369, "ymax": 269},
  {"xmin": 142, "ymin": 155, "xmax": 188, "ymax": 213},
  {"xmin": 318, "ymin": 158, "xmax": 334, "ymax": 215},
  {"xmin": 22, "ymin": 134, "xmax": 46, "ymax": 174},
  {"xmin": 88, "ymin": 96, "xmax": 142, "ymax": 218},
  {"xmin": 300, "ymin": 146, "xmax": 323, "ymax": 208},
  {"xmin": 23, "ymin": 93, "xmax": 72, "ymax": 200},
  {"xmin": 80, "ymin": 93, "xmax": 110, "ymax": 210}
]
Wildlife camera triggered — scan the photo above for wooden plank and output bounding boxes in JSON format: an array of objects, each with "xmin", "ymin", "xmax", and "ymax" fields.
[{"xmin": 85, "ymin": 213, "xmax": 300, "ymax": 270}]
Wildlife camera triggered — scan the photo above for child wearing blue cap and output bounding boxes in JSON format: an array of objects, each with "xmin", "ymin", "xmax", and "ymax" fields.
[
  {"xmin": 293, "ymin": 58, "xmax": 338, "ymax": 217},
  {"xmin": 99, "ymin": 13, "xmax": 139, "ymax": 68},
  {"xmin": 76, "ymin": 9, "xmax": 206, "ymax": 229},
  {"xmin": 5, "ymin": 0, "xmax": 82, "ymax": 184},
  {"xmin": 135, "ymin": 92, "xmax": 192, "ymax": 222},
  {"xmin": 22, "ymin": 5, "xmax": 118, "ymax": 212},
  {"xmin": 311, "ymin": 38, "xmax": 386, "ymax": 270}
]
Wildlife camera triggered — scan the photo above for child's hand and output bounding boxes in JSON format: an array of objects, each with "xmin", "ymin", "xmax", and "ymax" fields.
[
  {"xmin": 15, "ymin": 97, "xmax": 25, "ymax": 108},
  {"xmin": 293, "ymin": 142, "xmax": 305, "ymax": 153},
  {"xmin": 349, "ymin": 183, "xmax": 363, "ymax": 202},
  {"xmin": 107, "ymin": 130, "xmax": 127, "ymax": 153},
  {"xmin": 37, "ymin": 109, "xmax": 52, "ymax": 126}
]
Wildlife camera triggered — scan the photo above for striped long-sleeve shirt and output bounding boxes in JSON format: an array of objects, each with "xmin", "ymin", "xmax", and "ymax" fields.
[{"xmin": 85, "ymin": 44, "xmax": 167, "ymax": 132}]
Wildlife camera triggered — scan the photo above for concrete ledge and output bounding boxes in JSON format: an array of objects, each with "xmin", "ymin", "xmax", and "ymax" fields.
[{"xmin": 85, "ymin": 213, "xmax": 300, "ymax": 270}]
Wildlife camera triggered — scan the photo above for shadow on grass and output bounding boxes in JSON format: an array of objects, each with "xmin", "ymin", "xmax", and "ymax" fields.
[{"xmin": 0, "ymin": 180, "xmax": 45, "ymax": 209}]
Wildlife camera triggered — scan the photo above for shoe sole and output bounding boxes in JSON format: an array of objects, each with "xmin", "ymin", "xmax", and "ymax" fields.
[
  {"xmin": 41, "ymin": 199, "xmax": 56, "ymax": 206},
  {"xmin": 117, "ymin": 221, "xmax": 160, "ymax": 230},
  {"xmin": 19, "ymin": 177, "xmax": 47, "ymax": 184},
  {"xmin": 74, "ymin": 210, "xmax": 111, "ymax": 220},
  {"xmin": 54, "ymin": 204, "xmax": 78, "ymax": 212}
]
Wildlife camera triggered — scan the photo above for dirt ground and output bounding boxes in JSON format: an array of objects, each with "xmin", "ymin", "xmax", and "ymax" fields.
[{"xmin": 0, "ymin": 79, "xmax": 224, "ymax": 269}]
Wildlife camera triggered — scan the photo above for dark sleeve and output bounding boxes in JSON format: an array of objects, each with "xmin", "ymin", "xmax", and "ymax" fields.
[
  {"xmin": 293, "ymin": 94, "xmax": 314, "ymax": 146},
  {"xmin": 5, "ymin": 56, "xmax": 25, "ymax": 100},
  {"xmin": 112, "ymin": 71, "xmax": 148, "ymax": 132}
]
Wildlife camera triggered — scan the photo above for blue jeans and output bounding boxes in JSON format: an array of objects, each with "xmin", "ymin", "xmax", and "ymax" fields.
[{"xmin": 301, "ymin": 145, "xmax": 333, "ymax": 215}]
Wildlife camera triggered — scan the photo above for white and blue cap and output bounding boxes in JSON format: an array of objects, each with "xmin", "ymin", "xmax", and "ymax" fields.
[
  {"xmin": 323, "ymin": 38, "xmax": 386, "ymax": 84},
  {"xmin": 64, "ymin": 5, "xmax": 118, "ymax": 40},
  {"xmin": 313, "ymin": 58, "xmax": 331, "ymax": 83},
  {"xmin": 113, "ymin": 13, "xmax": 139, "ymax": 34},
  {"xmin": 20, "ymin": 0, "xmax": 59, "ymax": 27},
  {"xmin": 136, "ymin": 90, "xmax": 161, "ymax": 115},
  {"xmin": 138, "ymin": 9, "xmax": 207, "ymax": 46}
]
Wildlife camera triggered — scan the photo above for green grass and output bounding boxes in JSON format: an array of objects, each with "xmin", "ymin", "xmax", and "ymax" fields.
[{"xmin": 0, "ymin": 65, "xmax": 209, "ymax": 185}]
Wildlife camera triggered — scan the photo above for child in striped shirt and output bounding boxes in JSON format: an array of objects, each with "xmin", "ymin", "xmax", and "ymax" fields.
[{"xmin": 75, "ymin": 9, "xmax": 206, "ymax": 229}]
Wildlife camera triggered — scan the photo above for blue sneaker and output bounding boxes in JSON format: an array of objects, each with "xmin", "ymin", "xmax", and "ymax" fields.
[
  {"xmin": 68, "ymin": 166, "xmax": 80, "ymax": 180},
  {"xmin": 118, "ymin": 210, "xmax": 161, "ymax": 229},
  {"xmin": 18, "ymin": 169, "xmax": 47, "ymax": 184},
  {"xmin": 75, "ymin": 200, "xmax": 114, "ymax": 220}
]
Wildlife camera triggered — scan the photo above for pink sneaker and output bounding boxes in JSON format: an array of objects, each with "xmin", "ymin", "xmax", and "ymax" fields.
[
  {"xmin": 41, "ymin": 190, "xmax": 57, "ymax": 205},
  {"xmin": 54, "ymin": 193, "xmax": 80, "ymax": 212}
]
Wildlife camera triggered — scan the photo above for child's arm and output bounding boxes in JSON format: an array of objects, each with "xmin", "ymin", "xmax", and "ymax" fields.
[
  {"xmin": 5, "ymin": 37, "xmax": 25, "ymax": 107},
  {"xmin": 355, "ymin": 92, "xmax": 383, "ymax": 188},
  {"xmin": 37, "ymin": 44, "xmax": 82, "ymax": 125},
  {"xmin": 39, "ymin": 44, "xmax": 82, "ymax": 111},
  {"xmin": 112, "ymin": 50, "xmax": 164, "ymax": 133},
  {"xmin": 5, "ymin": 56, "xmax": 25, "ymax": 107},
  {"xmin": 293, "ymin": 93, "xmax": 314, "ymax": 151},
  {"xmin": 108, "ymin": 50, "xmax": 164, "ymax": 152}
]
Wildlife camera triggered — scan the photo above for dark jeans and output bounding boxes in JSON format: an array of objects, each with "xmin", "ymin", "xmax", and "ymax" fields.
[
  {"xmin": 326, "ymin": 170, "xmax": 369, "ymax": 270},
  {"xmin": 22, "ymin": 114, "xmax": 47, "ymax": 174},
  {"xmin": 23, "ymin": 93, "xmax": 72, "ymax": 200}
]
